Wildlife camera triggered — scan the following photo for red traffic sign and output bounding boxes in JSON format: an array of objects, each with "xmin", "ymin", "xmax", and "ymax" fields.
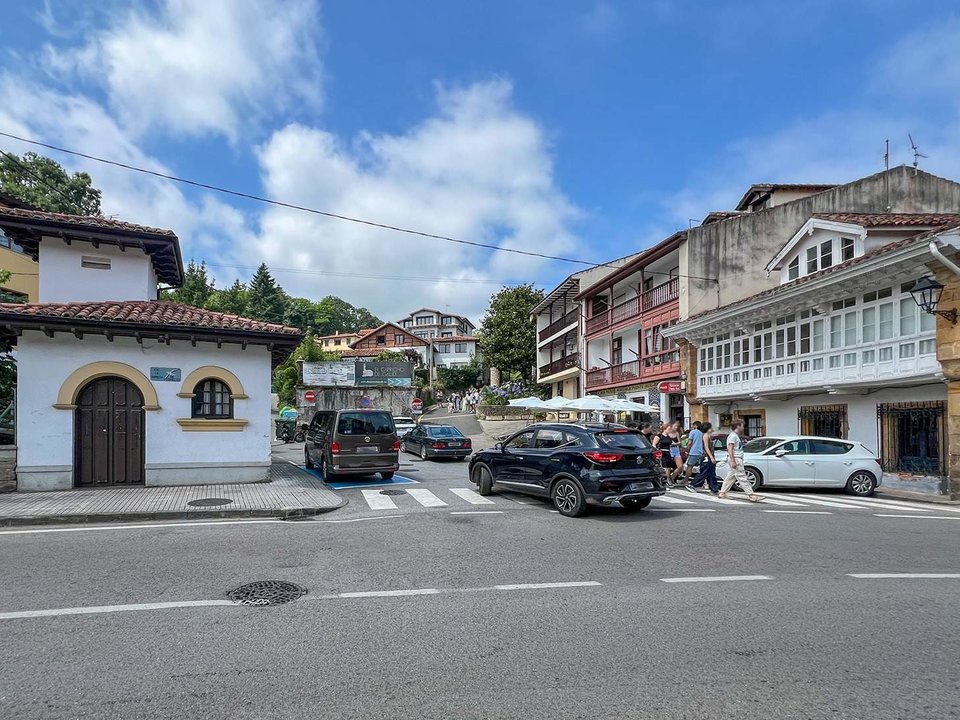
[
  {"xmin": 303, "ymin": 390, "xmax": 316, "ymax": 403},
  {"xmin": 658, "ymin": 381, "xmax": 685, "ymax": 394},
  {"xmin": 411, "ymin": 397, "xmax": 423, "ymax": 410}
]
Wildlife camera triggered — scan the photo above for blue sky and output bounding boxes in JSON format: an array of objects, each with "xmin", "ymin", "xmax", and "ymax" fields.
[{"xmin": 2, "ymin": 0, "xmax": 960, "ymax": 321}]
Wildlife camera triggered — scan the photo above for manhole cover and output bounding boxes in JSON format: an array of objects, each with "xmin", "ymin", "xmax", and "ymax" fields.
[
  {"xmin": 380, "ymin": 488, "xmax": 407, "ymax": 495},
  {"xmin": 227, "ymin": 581, "xmax": 307, "ymax": 606},
  {"xmin": 187, "ymin": 497, "xmax": 233, "ymax": 507}
]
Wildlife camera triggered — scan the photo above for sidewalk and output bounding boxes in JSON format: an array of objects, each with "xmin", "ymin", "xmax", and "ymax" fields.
[
  {"xmin": 876, "ymin": 487, "xmax": 960, "ymax": 505},
  {"xmin": 0, "ymin": 462, "xmax": 345, "ymax": 527}
]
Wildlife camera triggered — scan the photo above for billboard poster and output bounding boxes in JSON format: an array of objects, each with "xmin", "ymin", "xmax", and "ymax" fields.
[
  {"xmin": 355, "ymin": 362, "xmax": 414, "ymax": 387},
  {"xmin": 301, "ymin": 361, "xmax": 355, "ymax": 386}
]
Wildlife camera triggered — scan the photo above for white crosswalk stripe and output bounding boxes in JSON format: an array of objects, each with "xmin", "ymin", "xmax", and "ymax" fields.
[
  {"xmin": 449, "ymin": 488, "xmax": 496, "ymax": 505},
  {"xmin": 776, "ymin": 493, "xmax": 933, "ymax": 513},
  {"xmin": 762, "ymin": 495, "xmax": 868, "ymax": 509},
  {"xmin": 405, "ymin": 488, "xmax": 448, "ymax": 508},
  {"xmin": 654, "ymin": 495, "xmax": 697, "ymax": 505},
  {"xmin": 668, "ymin": 490, "xmax": 741, "ymax": 505},
  {"xmin": 360, "ymin": 489, "xmax": 397, "ymax": 510}
]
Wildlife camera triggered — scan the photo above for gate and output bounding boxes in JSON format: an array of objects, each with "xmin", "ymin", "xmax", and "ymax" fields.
[{"xmin": 75, "ymin": 377, "xmax": 145, "ymax": 487}]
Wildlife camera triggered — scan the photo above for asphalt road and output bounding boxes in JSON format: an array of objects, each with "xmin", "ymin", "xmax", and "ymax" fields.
[{"xmin": 1, "ymin": 455, "xmax": 959, "ymax": 719}]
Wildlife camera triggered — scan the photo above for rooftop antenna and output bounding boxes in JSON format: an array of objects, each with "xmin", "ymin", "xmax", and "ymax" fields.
[
  {"xmin": 908, "ymin": 134, "xmax": 928, "ymax": 175},
  {"xmin": 883, "ymin": 139, "xmax": 889, "ymax": 171}
]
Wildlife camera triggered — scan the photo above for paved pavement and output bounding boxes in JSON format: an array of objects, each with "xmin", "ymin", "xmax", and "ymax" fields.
[{"xmin": 0, "ymin": 460, "xmax": 343, "ymax": 526}]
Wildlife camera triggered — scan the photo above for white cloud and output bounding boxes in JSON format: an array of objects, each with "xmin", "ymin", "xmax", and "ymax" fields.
[
  {"xmin": 215, "ymin": 80, "xmax": 581, "ymax": 321},
  {"xmin": 45, "ymin": 0, "xmax": 324, "ymax": 141}
]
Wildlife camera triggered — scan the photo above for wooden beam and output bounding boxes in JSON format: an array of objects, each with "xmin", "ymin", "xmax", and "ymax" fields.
[
  {"xmin": 72, "ymin": 329, "xmax": 83, "ymax": 340},
  {"xmin": 41, "ymin": 326, "xmax": 54, "ymax": 338},
  {"xmin": 90, "ymin": 240, "xmax": 99, "ymax": 249},
  {"xmin": 134, "ymin": 332, "xmax": 143, "ymax": 344},
  {"xmin": 105, "ymin": 331, "xmax": 114, "ymax": 342},
  {"xmin": 190, "ymin": 336, "xmax": 197, "ymax": 347}
]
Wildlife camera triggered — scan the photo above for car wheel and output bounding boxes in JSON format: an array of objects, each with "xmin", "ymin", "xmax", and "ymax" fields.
[
  {"xmin": 381, "ymin": 471, "xmax": 395, "ymax": 480},
  {"xmin": 745, "ymin": 467, "xmax": 763, "ymax": 490},
  {"xmin": 304, "ymin": 447, "xmax": 314, "ymax": 469},
  {"xmin": 319, "ymin": 455, "xmax": 335, "ymax": 480},
  {"xmin": 294, "ymin": 429, "xmax": 306, "ymax": 443},
  {"xmin": 552, "ymin": 478, "xmax": 587, "ymax": 517},
  {"xmin": 475, "ymin": 466, "xmax": 494, "ymax": 496},
  {"xmin": 846, "ymin": 471, "xmax": 876, "ymax": 497},
  {"xmin": 620, "ymin": 497, "xmax": 652, "ymax": 512},
  {"xmin": 420, "ymin": 447, "xmax": 429, "ymax": 461},
  {"xmin": 400, "ymin": 441, "xmax": 407, "ymax": 453}
]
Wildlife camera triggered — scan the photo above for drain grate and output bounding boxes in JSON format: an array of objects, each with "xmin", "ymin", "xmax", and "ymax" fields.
[
  {"xmin": 380, "ymin": 488, "xmax": 407, "ymax": 496},
  {"xmin": 227, "ymin": 580, "xmax": 307, "ymax": 606},
  {"xmin": 187, "ymin": 497, "xmax": 233, "ymax": 507}
]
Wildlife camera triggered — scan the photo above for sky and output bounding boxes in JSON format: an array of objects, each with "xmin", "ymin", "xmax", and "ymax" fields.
[{"xmin": 2, "ymin": 0, "xmax": 960, "ymax": 324}]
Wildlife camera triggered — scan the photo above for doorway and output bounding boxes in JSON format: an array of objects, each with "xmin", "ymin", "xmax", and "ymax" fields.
[{"xmin": 74, "ymin": 376, "xmax": 145, "ymax": 487}]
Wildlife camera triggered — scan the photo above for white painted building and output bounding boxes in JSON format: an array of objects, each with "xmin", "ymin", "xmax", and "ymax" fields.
[
  {"xmin": 398, "ymin": 308, "xmax": 475, "ymax": 339},
  {"xmin": 432, "ymin": 336, "xmax": 478, "ymax": 368},
  {"xmin": 0, "ymin": 207, "xmax": 302, "ymax": 491},
  {"xmin": 667, "ymin": 213, "xmax": 960, "ymax": 495}
]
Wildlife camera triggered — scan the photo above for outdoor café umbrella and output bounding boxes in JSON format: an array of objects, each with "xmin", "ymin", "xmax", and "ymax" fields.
[
  {"xmin": 542, "ymin": 396, "xmax": 575, "ymax": 409},
  {"xmin": 508, "ymin": 397, "xmax": 548, "ymax": 409},
  {"xmin": 561, "ymin": 396, "xmax": 621, "ymax": 412},
  {"xmin": 606, "ymin": 398, "xmax": 657, "ymax": 413}
]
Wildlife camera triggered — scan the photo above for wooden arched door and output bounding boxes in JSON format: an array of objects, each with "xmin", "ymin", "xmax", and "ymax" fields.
[{"xmin": 75, "ymin": 376, "xmax": 145, "ymax": 487}]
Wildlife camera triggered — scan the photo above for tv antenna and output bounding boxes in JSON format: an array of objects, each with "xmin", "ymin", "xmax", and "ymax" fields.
[
  {"xmin": 883, "ymin": 139, "xmax": 889, "ymax": 171},
  {"xmin": 908, "ymin": 134, "xmax": 928, "ymax": 174}
]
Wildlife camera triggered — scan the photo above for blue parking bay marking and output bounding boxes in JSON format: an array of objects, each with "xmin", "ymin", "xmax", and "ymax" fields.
[{"xmin": 300, "ymin": 466, "xmax": 419, "ymax": 490}]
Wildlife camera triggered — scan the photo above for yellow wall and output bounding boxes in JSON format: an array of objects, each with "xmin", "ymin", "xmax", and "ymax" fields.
[{"xmin": 0, "ymin": 246, "xmax": 39, "ymax": 301}]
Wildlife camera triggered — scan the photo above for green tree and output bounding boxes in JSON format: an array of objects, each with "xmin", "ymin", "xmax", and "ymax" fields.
[
  {"xmin": 314, "ymin": 295, "xmax": 357, "ymax": 335},
  {"xmin": 436, "ymin": 357, "xmax": 483, "ymax": 392},
  {"xmin": 163, "ymin": 260, "xmax": 213, "ymax": 307},
  {"xmin": 205, "ymin": 279, "xmax": 249, "ymax": 316},
  {"xmin": 353, "ymin": 306, "xmax": 382, "ymax": 330},
  {"xmin": 477, "ymin": 284, "xmax": 544, "ymax": 381},
  {"xmin": 0, "ymin": 151, "xmax": 102, "ymax": 215},
  {"xmin": 246, "ymin": 264, "xmax": 287, "ymax": 323},
  {"xmin": 283, "ymin": 297, "xmax": 318, "ymax": 331}
]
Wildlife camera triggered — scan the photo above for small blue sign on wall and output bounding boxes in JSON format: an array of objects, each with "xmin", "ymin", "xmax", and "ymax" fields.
[{"xmin": 150, "ymin": 367, "xmax": 182, "ymax": 382}]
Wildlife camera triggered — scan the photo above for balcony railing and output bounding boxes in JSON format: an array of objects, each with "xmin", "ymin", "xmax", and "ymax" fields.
[
  {"xmin": 585, "ymin": 360, "xmax": 639, "ymax": 387},
  {"xmin": 539, "ymin": 352, "xmax": 579, "ymax": 378},
  {"xmin": 538, "ymin": 309, "xmax": 578, "ymax": 342},
  {"xmin": 584, "ymin": 277, "xmax": 679, "ymax": 336}
]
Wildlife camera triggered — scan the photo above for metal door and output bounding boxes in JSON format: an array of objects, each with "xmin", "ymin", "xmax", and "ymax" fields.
[{"xmin": 75, "ymin": 377, "xmax": 145, "ymax": 487}]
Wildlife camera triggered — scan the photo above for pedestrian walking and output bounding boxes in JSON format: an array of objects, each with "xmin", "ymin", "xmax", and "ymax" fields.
[
  {"xmin": 681, "ymin": 421, "xmax": 704, "ymax": 487},
  {"xmin": 653, "ymin": 422, "xmax": 683, "ymax": 485},
  {"xmin": 720, "ymin": 419, "xmax": 763, "ymax": 502},
  {"xmin": 639, "ymin": 422, "xmax": 655, "ymax": 445},
  {"xmin": 686, "ymin": 422, "xmax": 719, "ymax": 494}
]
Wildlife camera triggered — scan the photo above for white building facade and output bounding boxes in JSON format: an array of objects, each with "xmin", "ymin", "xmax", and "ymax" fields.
[{"xmin": 398, "ymin": 308, "xmax": 475, "ymax": 340}]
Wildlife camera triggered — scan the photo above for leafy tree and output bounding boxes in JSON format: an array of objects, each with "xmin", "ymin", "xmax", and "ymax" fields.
[
  {"xmin": 0, "ymin": 151, "xmax": 102, "ymax": 215},
  {"xmin": 283, "ymin": 297, "xmax": 318, "ymax": 331},
  {"xmin": 246, "ymin": 263, "xmax": 287, "ymax": 323},
  {"xmin": 205, "ymin": 279, "xmax": 249, "ymax": 316},
  {"xmin": 164, "ymin": 260, "xmax": 213, "ymax": 307},
  {"xmin": 477, "ymin": 284, "xmax": 544, "ymax": 382},
  {"xmin": 436, "ymin": 357, "xmax": 483, "ymax": 392},
  {"xmin": 353, "ymin": 306, "xmax": 382, "ymax": 330},
  {"xmin": 314, "ymin": 295, "xmax": 358, "ymax": 335}
]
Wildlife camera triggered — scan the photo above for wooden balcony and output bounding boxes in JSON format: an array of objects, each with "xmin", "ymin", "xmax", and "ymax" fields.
[
  {"xmin": 585, "ymin": 360, "xmax": 639, "ymax": 388},
  {"xmin": 539, "ymin": 352, "xmax": 579, "ymax": 378},
  {"xmin": 538, "ymin": 309, "xmax": 578, "ymax": 342},
  {"xmin": 584, "ymin": 277, "xmax": 679, "ymax": 336}
]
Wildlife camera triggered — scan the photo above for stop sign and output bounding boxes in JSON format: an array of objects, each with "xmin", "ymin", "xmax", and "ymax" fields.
[
  {"xmin": 411, "ymin": 397, "xmax": 423, "ymax": 410},
  {"xmin": 304, "ymin": 390, "xmax": 316, "ymax": 403}
]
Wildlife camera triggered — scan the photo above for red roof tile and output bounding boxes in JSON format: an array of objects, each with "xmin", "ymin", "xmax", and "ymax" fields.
[
  {"xmin": 432, "ymin": 335, "xmax": 476, "ymax": 343},
  {"xmin": 0, "ymin": 300, "xmax": 302, "ymax": 336},
  {"xmin": 811, "ymin": 212, "xmax": 960, "ymax": 227},
  {"xmin": 0, "ymin": 206, "xmax": 176, "ymax": 237}
]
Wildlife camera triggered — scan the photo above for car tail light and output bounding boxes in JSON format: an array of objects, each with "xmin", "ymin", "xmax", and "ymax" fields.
[
  {"xmin": 330, "ymin": 441, "xmax": 341, "ymax": 455},
  {"xmin": 432, "ymin": 442, "xmax": 444, "ymax": 449},
  {"xmin": 464, "ymin": 439, "xmax": 472, "ymax": 448},
  {"xmin": 392, "ymin": 440, "xmax": 400, "ymax": 452},
  {"xmin": 583, "ymin": 451, "xmax": 623, "ymax": 464},
  {"xmin": 653, "ymin": 450, "xmax": 662, "ymax": 461}
]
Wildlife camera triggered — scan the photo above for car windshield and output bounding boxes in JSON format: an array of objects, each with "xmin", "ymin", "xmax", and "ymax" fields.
[
  {"xmin": 394, "ymin": 417, "xmax": 414, "ymax": 424},
  {"xmin": 596, "ymin": 431, "xmax": 649, "ymax": 450},
  {"xmin": 742, "ymin": 437, "xmax": 783, "ymax": 453},
  {"xmin": 428, "ymin": 426, "xmax": 463, "ymax": 438},
  {"xmin": 336, "ymin": 412, "xmax": 394, "ymax": 435}
]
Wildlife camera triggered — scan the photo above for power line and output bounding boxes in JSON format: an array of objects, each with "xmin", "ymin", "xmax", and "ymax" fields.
[
  {"xmin": 204, "ymin": 261, "xmax": 531, "ymax": 286},
  {"xmin": 0, "ymin": 130, "xmax": 719, "ymax": 283}
]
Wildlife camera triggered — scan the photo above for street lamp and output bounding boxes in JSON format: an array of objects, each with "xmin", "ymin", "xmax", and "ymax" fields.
[{"xmin": 909, "ymin": 276, "xmax": 958, "ymax": 325}]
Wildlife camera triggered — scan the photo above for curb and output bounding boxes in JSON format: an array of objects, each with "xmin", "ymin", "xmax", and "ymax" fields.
[
  {"xmin": 0, "ymin": 497, "xmax": 349, "ymax": 528},
  {"xmin": 876, "ymin": 490, "xmax": 960, "ymax": 505}
]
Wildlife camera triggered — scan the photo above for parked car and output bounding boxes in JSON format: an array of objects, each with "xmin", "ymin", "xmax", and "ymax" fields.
[
  {"xmin": 393, "ymin": 416, "xmax": 417, "ymax": 436},
  {"xmin": 713, "ymin": 436, "xmax": 882, "ymax": 496},
  {"xmin": 304, "ymin": 409, "xmax": 399, "ymax": 480},
  {"xmin": 468, "ymin": 423, "xmax": 666, "ymax": 517},
  {"xmin": 401, "ymin": 424, "xmax": 472, "ymax": 460}
]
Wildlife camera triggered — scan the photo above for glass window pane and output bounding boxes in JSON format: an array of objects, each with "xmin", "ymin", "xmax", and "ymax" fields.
[
  {"xmin": 878, "ymin": 303, "xmax": 894, "ymax": 340},
  {"xmin": 899, "ymin": 298, "xmax": 916, "ymax": 336},
  {"xmin": 820, "ymin": 240, "xmax": 833, "ymax": 269},
  {"xmin": 844, "ymin": 311, "xmax": 857, "ymax": 346},
  {"xmin": 899, "ymin": 343, "xmax": 915, "ymax": 359},
  {"xmin": 806, "ymin": 246, "xmax": 818, "ymax": 274},
  {"xmin": 830, "ymin": 316, "xmax": 842, "ymax": 349},
  {"xmin": 862, "ymin": 307, "xmax": 876, "ymax": 343},
  {"xmin": 863, "ymin": 349, "xmax": 875, "ymax": 364},
  {"xmin": 813, "ymin": 320, "xmax": 824, "ymax": 351},
  {"xmin": 920, "ymin": 306, "xmax": 936, "ymax": 332}
]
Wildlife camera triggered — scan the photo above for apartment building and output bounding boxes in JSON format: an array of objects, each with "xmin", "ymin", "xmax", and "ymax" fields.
[
  {"xmin": 398, "ymin": 308, "xmax": 475, "ymax": 339},
  {"xmin": 0, "ymin": 191, "xmax": 40, "ymax": 302},
  {"xmin": 315, "ymin": 329, "xmax": 373, "ymax": 350}
]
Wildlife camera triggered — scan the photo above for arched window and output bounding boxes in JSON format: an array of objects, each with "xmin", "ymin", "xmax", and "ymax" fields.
[{"xmin": 192, "ymin": 379, "xmax": 233, "ymax": 419}]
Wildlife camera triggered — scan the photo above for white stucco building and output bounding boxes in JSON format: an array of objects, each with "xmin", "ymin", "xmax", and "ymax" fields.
[{"xmin": 0, "ymin": 206, "xmax": 302, "ymax": 491}]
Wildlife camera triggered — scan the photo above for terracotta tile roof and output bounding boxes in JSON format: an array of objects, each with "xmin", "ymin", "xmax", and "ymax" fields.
[
  {"xmin": 0, "ymin": 206, "xmax": 177, "ymax": 237},
  {"xmin": 357, "ymin": 328, "xmax": 377, "ymax": 336},
  {"xmin": 0, "ymin": 300, "xmax": 302, "ymax": 337},
  {"xmin": 683, "ymin": 223, "xmax": 960, "ymax": 325},
  {"xmin": 811, "ymin": 212, "xmax": 960, "ymax": 227},
  {"xmin": 432, "ymin": 335, "xmax": 476, "ymax": 343}
]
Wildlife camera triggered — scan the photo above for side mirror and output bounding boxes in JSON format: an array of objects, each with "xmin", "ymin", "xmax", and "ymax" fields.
[
  {"xmin": 775, "ymin": 449, "xmax": 787, "ymax": 457},
  {"xmin": 495, "ymin": 442, "xmax": 504, "ymax": 451}
]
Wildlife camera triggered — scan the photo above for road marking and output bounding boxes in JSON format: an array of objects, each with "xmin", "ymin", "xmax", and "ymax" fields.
[
  {"xmin": 360, "ymin": 488, "xmax": 397, "ymax": 510},
  {"xmin": 647, "ymin": 508, "xmax": 716, "ymax": 512},
  {"xmin": 654, "ymin": 495, "xmax": 696, "ymax": 504},
  {"xmin": 746, "ymin": 496, "xmax": 807, "ymax": 507},
  {"xmin": 0, "ymin": 600, "xmax": 233, "ymax": 621},
  {"xmin": 0, "ymin": 520, "xmax": 284, "ymax": 535},
  {"xmin": 405, "ymin": 488, "xmax": 448, "ymax": 508},
  {"xmin": 494, "ymin": 581, "xmax": 602, "ymax": 591},
  {"xmin": 848, "ymin": 573, "xmax": 960, "ymax": 579},
  {"xmin": 866, "ymin": 498, "xmax": 960, "ymax": 514},
  {"xmin": 769, "ymin": 495, "xmax": 867, "ymax": 509},
  {"xmin": 450, "ymin": 511, "xmax": 504, "ymax": 515},
  {"xmin": 873, "ymin": 514, "xmax": 960, "ymax": 520},
  {"xmin": 784, "ymin": 495, "xmax": 934, "ymax": 513},
  {"xmin": 660, "ymin": 575, "xmax": 772, "ymax": 583},
  {"xmin": 316, "ymin": 515, "xmax": 405, "ymax": 523},
  {"xmin": 669, "ymin": 491, "xmax": 741, "ymax": 505},
  {"xmin": 764, "ymin": 509, "xmax": 832, "ymax": 515},
  {"xmin": 338, "ymin": 589, "xmax": 441, "ymax": 598},
  {"xmin": 449, "ymin": 488, "xmax": 495, "ymax": 505}
]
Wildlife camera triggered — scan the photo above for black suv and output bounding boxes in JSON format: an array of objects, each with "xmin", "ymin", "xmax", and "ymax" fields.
[{"xmin": 468, "ymin": 423, "xmax": 666, "ymax": 517}]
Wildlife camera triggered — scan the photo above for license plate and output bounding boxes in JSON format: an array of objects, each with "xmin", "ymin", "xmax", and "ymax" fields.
[
  {"xmin": 447, "ymin": 442, "xmax": 461, "ymax": 447},
  {"xmin": 627, "ymin": 481, "xmax": 653, "ymax": 491},
  {"xmin": 356, "ymin": 445, "xmax": 379, "ymax": 454}
]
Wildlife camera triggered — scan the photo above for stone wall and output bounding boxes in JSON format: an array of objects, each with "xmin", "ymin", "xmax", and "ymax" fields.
[
  {"xmin": 475, "ymin": 404, "xmax": 540, "ymax": 421},
  {"xmin": 0, "ymin": 446, "xmax": 16, "ymax": 493}
]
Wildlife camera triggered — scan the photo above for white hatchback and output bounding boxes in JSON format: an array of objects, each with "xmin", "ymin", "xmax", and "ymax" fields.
[
  {"xmin": 713, "ymin": 436, "xmax": 883, "ymax": 496},
  {"xmin": 393, "ymin": 416, "xmax": 417, "ymax": 436}
]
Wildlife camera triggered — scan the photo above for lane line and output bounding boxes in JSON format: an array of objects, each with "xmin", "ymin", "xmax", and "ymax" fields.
[
  {"xmin": 848, "ymin": 573, "xmax": 960, "ymax": 579},
  {"xmin": 873, "ymin": 514, "xmax": 960, "ymax": 521},
  {"xmin": 0, "ymin": 520, "xmax": 284, "ymax": 535},
  {"xmin": 360, "ymin": 489, "xmax": 398, "ymax": 511},
  {"xmin": 0, "ymin": 600, "xmax": 233, "ymax": 621},
  {"xmin": 764, "ymin": 510, "xmax": 832, "ymax": 515},
  {"xmin": 405, "ymin": 488, "xmax": 448, "ymax": 508},
  {"xmin": 338, "ymin": 589, "xmax": 441, "ymax": 598},
  {"xmin": 450, "ymin": 511, "xmax": 504, "ymax": 515},
  {"xmin": 494, "ymin": 582, "xmax": 602, "ymax": 591},
  {"xmin": 654, "ymin": 495, "xmax": 696, "ymax": 505},
  {"xmin": 449, "ymin": 488, "xmax": 496, "ymax": 505},
  {"xmin": 660, "ymin": 575, "xmax": 772, "ymax": 584},
  {"xmin": 316, "ymin": 515, "xmax": 405, "ymax": 523},
  {"xmin": 867, "ymin": 498, "xmax": 960, "ymax": 514},
  {"xmin": 647, "ymin": 508, "xmax": 716, "ymax": 512}
]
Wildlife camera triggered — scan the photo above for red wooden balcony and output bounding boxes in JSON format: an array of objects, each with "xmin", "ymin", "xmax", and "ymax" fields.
[
  {"xmin": 585, "ymin": 360, "xmax": 639, "ymax": 388},
  {"xmin": 584, "ymin": 277, "xmax": 679, "ymax": 336}
]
